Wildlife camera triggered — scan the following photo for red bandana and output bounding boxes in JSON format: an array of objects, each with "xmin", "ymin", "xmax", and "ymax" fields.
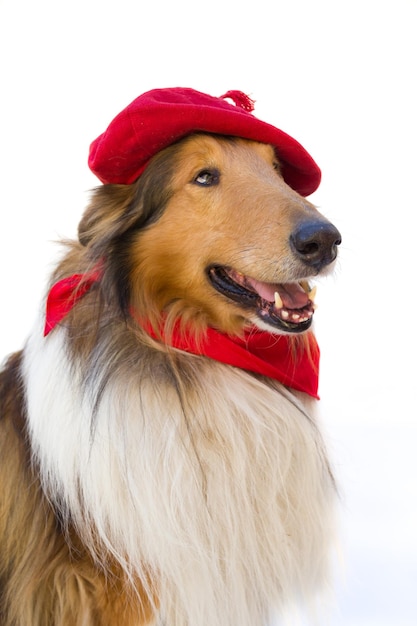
[{"xmin": 44, "ymin": 271, "xmax": 320, "ymax": 399}]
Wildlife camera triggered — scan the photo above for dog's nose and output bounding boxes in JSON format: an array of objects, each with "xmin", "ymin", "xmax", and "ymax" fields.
[{"xmin": 290, "ymin": 220, "xmax": 341, "ymax": 270}]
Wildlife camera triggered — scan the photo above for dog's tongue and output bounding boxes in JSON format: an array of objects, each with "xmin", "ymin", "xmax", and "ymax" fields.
[{"xmin": 247, "ymin": 277, "xmax": 309, "ymax": 309}]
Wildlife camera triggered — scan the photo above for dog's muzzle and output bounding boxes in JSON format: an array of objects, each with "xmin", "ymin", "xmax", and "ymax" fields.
[{"xmin": 207, "ymin": 217, "xmax": 341, "ymax": 334}]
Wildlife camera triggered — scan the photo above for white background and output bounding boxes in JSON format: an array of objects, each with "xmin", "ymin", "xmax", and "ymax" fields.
[{"xmin": 1, "ymin": 1, "xmax": 416, "ymax": 624}]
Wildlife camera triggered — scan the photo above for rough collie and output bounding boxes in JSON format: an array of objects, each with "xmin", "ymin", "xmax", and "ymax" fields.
[{"xmin": 0, "ymin": 89, "xmax": 341, "ymax": 625}]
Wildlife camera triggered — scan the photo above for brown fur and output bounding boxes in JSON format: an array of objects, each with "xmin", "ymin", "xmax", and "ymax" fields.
[{"xmin": 0, "ymin": 353, "xmax": 154, "ymax": 625}]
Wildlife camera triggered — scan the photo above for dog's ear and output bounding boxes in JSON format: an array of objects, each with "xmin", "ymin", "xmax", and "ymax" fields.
[
  {"xmin": 78, "ymin": 184, "xmax": 140, "ymax": 247},
  {"xmin": 79, "ymin": 143, "xmax": 178, "ymax": 253}
]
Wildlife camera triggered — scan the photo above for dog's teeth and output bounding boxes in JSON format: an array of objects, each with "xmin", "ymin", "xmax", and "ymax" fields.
[
  {"xmin": 292, "ymin": 313, "xmax": 300, "ymax": 321},
  {"xmin": 274, "ymin": 291, "xmax": 283, "ymax": 309},
  {"xmin": 308, "ymin": 286, "xmax": 317, "ymax": 302},
  {"xmin": 281, "ymin": 309, "xmax": 289, "ymax": 319}
]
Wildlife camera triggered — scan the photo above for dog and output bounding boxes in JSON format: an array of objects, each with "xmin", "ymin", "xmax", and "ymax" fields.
[{"xmin": 0, "ymin": 89, "xmax": 341, "ymax": 625}]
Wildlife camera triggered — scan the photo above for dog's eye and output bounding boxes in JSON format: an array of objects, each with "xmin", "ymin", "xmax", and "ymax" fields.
[{"xmin": 194, "ymin": 169, "xmax": 220, "ymax": 187}]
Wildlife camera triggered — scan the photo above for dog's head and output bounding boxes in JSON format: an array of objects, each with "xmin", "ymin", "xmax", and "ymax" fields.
[{"xmin": 78, "ymin": 133, "xmax": 340, "ymax": 337}]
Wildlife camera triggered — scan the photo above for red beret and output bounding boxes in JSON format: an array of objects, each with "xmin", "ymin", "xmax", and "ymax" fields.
[{"xmin": 88, "ymin": 88, "xmax": 321, "ymax": 196}]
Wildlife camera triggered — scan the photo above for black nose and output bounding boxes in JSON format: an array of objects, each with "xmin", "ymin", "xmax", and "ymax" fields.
[{"xmin": 290, "ymin": 219, "xmax": 341, "ymax": 270}]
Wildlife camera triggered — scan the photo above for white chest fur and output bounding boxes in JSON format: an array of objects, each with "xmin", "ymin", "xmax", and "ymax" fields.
[{"xmin": 23, "ymin": 322, "xmax": 334, "ymax": 626}]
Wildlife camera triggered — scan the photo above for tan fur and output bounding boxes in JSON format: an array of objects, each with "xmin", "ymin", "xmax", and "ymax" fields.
[
  {"xmin": 0, "ymin": 355, "xmax": 154, "ymax": 625},
  {"xmin": 0, "ymin": 135, "xmax": 337, "ymax": 625}
]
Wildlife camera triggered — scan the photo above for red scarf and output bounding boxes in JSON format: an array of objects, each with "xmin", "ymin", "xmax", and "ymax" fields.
[{"xmin": 44, "ymin": 270, "xmax": 320, "ymax": 398}]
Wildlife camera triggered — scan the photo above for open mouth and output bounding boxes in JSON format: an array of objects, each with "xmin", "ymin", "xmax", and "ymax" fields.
[{"xmin": 208, "ymin": 265, "xmax": 317, "ymax": 333}]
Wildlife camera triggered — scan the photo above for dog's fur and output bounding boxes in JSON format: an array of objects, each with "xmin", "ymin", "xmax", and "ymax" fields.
[{"xmin": 0, "ymin": 134, "xmax": 338, "ymax": 625}]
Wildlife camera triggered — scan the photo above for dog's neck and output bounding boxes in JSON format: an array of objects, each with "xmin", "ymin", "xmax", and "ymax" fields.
[{"xmin": 44, "ymin": 269, "xmax": 320, "ymax": 398}]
